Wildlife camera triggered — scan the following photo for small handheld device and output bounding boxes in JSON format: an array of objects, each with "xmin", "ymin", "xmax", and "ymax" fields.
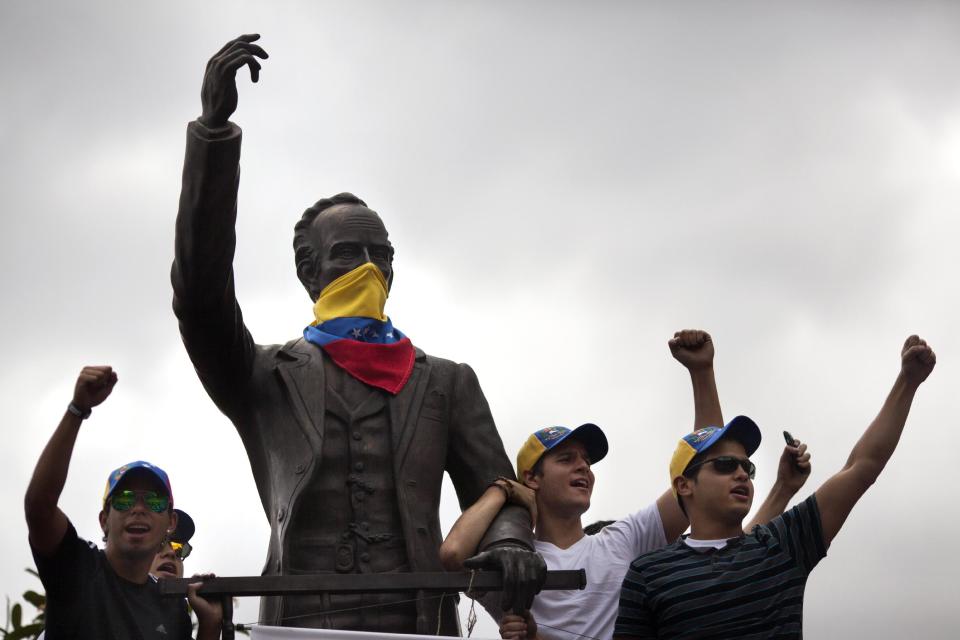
[{"xmin": 783, "ymin": 430, "xmax": 796, "ymax": 446}]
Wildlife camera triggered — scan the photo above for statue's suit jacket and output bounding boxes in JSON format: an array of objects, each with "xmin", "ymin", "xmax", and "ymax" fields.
[{"xmin": 171, "ymin": 121, "xmax": 532, "ymax": 634}]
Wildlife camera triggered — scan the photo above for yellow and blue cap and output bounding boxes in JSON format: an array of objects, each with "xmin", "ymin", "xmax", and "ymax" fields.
[
  {"xmin": 517, "ymin": 424, "xmax": 608, "ymax": 480},
  {"xmin": 669, "ymin": 415, "xmax": 761, "ymax": 493},
  {"xmin": 102, "ymin": 460, "xmax": 173, "ymax": 507}
]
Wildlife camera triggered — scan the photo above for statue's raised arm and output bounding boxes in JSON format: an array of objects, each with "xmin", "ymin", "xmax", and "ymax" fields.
[{"xmin": 171, "ymin": 35, "xmax": 268, "ymax": 414}]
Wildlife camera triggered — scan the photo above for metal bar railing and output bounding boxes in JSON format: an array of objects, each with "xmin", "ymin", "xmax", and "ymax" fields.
[{"xmin": 159, "ymin": 570, "xmax": 586, "ymax": 639}]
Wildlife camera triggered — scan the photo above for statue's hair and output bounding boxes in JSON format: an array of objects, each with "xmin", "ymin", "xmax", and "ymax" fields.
[{"xmin": 293, "ymin": 192, "xmax": 368, "ymax": 298}]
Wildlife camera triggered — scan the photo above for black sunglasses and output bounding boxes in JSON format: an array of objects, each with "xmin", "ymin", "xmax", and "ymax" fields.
[{"xmin": 685, "ymin": 455, "xmax": 756, "ymax": 479}]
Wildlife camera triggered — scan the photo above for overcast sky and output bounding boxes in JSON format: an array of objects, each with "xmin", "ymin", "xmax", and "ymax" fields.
[{"xmin": 2, "ymin": 1, "xmax": 958, "ymax": 637}]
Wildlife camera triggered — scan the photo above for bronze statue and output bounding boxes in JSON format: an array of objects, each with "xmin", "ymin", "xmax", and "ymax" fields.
[{"xmin": 171, "ymin": 34, "xmax": 544, "ymax": 634}]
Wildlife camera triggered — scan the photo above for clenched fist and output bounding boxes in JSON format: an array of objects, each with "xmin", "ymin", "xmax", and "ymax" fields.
[
  {"xmin": 72, "ymin": 366, "xmax": 118, "ymax": 412},
  {"xmin": 900, "ymin": 335, "xmax": 936, "ymax": 387},
  {"xmin": 669, "ymin": 329, "xmax": 715, "ymax": 372}
]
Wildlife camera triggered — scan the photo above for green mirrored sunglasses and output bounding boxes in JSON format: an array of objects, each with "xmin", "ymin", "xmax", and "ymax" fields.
[{"xmin": 110, "ymin": 490, "xmax": 169, "ymax": 513}]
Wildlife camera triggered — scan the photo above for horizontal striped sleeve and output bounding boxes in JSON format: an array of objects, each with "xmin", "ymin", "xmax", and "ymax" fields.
[{"xmin": 615, "ymin": 561, "xmax": 657, "ymax": 638}]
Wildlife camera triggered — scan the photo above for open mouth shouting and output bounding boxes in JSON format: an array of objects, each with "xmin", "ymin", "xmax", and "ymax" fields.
[
  {"xmin": 570, "ymin": 477, "xmax": 591, "ymax": 491},
  {"xmin": 153, "ymin": 561, "xmax": 179, "ymax": 578},
  {"xmin": 730, "ymin": 484, "xmax": 751, "ymax": 502},
  {"xmin": 124, "ymin": 522, "xmax": 152, "ymax": 539}
]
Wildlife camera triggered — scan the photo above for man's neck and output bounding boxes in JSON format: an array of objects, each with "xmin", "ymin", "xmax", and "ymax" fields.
[
  {"xmin": 688, "ymin": 515, "xmax": 744, "ymax": 541},
  {"xmin": 105, "ymin": 548, "xmax": 154, "ymax": 584},
  {"xmin": 535, "ymin": 510, "xmax": 585, "ymax": 550}
]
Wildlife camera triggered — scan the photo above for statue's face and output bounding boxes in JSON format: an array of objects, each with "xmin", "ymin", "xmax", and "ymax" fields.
[{"xmin": 308, "ymin": 203, "xmax": 394, "ymax": 298}]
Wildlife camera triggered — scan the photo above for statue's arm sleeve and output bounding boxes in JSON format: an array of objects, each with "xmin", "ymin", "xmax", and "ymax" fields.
[
  {"xmin": 171, "ymin": 121, "xmax": 257, "ymax": 412},
  {"xmin": 446, "ymin": 363, "xmax": 535, "ymax": 550}
]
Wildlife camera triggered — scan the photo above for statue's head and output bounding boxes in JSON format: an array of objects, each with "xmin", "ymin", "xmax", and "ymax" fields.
[{"xmin": 293, "ymin": 193, "xmax": 394, "ymax": 301}]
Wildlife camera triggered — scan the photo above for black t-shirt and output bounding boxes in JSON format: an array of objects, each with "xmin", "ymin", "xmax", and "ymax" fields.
[{"xmin": 32, "ymin": 521, "xmax": 192, "ymax": 640}]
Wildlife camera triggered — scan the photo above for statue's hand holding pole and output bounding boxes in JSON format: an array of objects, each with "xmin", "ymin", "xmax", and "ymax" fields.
[{"xmin": 198, "ymin": 34, "xmax": 269, "ymax": 130}]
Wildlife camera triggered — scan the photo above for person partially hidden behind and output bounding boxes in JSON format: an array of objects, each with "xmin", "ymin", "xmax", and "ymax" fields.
[
  {"xmin": 24, "ymin": 366, "xmax": 222, "ymax": 640},
  {"xmin": 614, "ymin": 335, "xmax": 936, "ymax": 639},
  {"xmin": 151, "ymin": 509, "xmax": 195, "ymax": 580},
  {"xmin": 440, "ymin": 331, "xmax": 812, "ymax": 640}
]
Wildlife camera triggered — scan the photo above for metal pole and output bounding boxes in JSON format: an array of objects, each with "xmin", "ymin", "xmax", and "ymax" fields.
[
  {"xmin": 159, "ymin": 569, "xmax": 585, "ymax": 597},
  {"xmin": 221, "ymin": 596, "xmax": 234, "ymax": 640}
]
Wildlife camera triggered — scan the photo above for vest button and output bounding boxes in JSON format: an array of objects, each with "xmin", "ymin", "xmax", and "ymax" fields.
[
  {"xmin": 294, "ymin": 463, "xmax": 306, "ymax": 474},
  {"xmin": 354, "ymin": 462, "xmax": 364, "ymax": 472},
  {"xmin": 277, "ymin": 507, "xmax": 286, "ymax": 522},
  {"xmin": 352, "ymin": 431, "xmax": 362, "ymax": 441},
  {"xmin": 360, "ymin": 553, "xmax": 370, "ymax": 562}
]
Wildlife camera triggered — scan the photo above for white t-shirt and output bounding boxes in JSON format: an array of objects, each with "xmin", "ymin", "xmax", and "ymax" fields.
[
  {"xmin": 483, "ymin": 502, "xmax": 666, "ymax": 640},
  {"xmin": 682, "ymin": 536, "xmax": 729, "ymax": 551}
]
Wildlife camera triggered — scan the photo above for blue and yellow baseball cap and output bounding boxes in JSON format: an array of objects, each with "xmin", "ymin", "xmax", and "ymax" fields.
[
  {"xmin": 669, "ymin": 416, "xmax": 761, "ymax": 492},
  {"xmin": 517, "ymin": 424, "xmax": 609, "ymax": 479},
  {"xmin": 102, "ymin": 460, "xmax": 174, "ymax": 507}
]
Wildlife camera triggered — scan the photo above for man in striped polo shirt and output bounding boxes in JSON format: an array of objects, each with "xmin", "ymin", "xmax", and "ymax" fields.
[{"xmin": 614, "ymin": 335, "xmax": 936, "ymax": 639}]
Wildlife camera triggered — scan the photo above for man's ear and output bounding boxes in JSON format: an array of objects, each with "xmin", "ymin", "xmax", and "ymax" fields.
[
  {"xmin": 673, "ymin": 475, "xmax": 694, "ymax": 499},
  {"xmin": 98, "ymin": 509, "xmax": 108, "ymax": 540},
  {"xmin": 168, "ymin": 510, "xmax": 178, "ymax": 537},
  {"xmin": 523, "ymin": 470, "xmax": 540, "ymax": 491}
]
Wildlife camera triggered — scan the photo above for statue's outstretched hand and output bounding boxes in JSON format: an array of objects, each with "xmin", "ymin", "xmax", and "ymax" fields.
[
  {"xmin": 463, "ymin": 544, "xmax": 546, "ymax": 613},
  {"xmin": 199, "ymin": 34, "xmax": 269, "ymax": 129}
]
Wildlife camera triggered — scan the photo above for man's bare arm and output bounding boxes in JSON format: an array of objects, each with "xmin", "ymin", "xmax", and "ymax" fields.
[
  {"xmin": 745, "ymin": 438, "xmax": 812, "ymax": 530},
  {"xmin": 669, "ymin": 329, "xmax": 723, "ymax": 429},
  {"xmin": 815, "ymin": 335, "xmax": 935, "ymax": 546},
  {"xmin": 442, "ymin": 479, "xmax": 538, "ymax": 572},
  {"xmin": 658, "ymin": 330, "xmax": 723, "ymax": 541},
  {"xmin": 24, "ymin": 367, "xmax": 118, "ymax": 555}
]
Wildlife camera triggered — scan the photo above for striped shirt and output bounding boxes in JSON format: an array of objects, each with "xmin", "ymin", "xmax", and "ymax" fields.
[{"xmin": 615, "ymin": 495, "xmax": 827, "ymax": 639}]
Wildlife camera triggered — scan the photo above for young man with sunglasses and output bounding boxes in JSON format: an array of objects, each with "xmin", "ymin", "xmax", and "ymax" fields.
[
  {"xmin": 614, "ymin": 335, "xmax": 936, "ymax": 639},
  {"xmin": 440, "ymin": 331, "xmax": 812, "ymax": 640},
  {"xmin": 24, "ymin": 365, "xmax": 222, "ymax": 639}
]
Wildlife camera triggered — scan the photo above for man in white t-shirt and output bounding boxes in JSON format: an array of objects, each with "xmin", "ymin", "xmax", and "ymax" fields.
[{"xmin": 440, "ymin": 330, "xmax": 812, "ymax": 639}]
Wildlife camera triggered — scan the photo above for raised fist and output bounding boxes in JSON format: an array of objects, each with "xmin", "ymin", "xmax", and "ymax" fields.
[
  {"xmin": 198, "ymin": 34, "xmax": 269, "ymax": 129},
  {"xmin": 900, "ymin": 335, "xmax": 936, "ymax": 386},
  {"xmin": 669, "ymin": 329, "xmax": 715, "ymax": 371},
  {"xmin": 72, "ymin": 366, "xmax": 118, "ymax": 412}
]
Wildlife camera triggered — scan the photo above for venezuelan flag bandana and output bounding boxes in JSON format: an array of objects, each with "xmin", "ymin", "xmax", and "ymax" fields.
[{"xmin": 303, "ymin": 263, "xmax": 415, "ymax": 395}]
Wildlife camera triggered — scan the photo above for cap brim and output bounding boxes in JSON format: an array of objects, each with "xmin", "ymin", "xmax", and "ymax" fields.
[
  {"xmin": 566, "ymin": 423, "xmax": 609, "ymax": 466},
  {"xmin": 718, "ymin": 415, "xmax": 762, "ymax": 456},
  {"xmin": 172, "ymin": 509, "xmax": 195, "ymax": 543}
]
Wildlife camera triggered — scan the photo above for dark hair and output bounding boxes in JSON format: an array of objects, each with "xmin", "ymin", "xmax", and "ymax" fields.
[
  {"xmin": 529, "ymin": 456, "xmax": 545, "ymax": 478},
  {"xmin": 292, "ymin": 193, "xmax": 369, "ymax": 299}
]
